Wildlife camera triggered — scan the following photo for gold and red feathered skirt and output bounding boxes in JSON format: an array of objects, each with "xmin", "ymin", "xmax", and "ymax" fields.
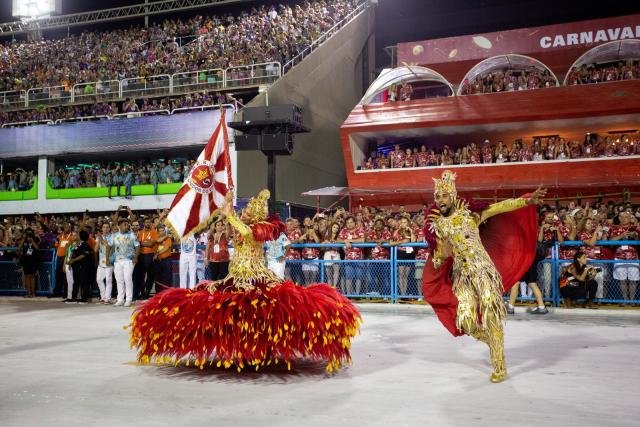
[{"xmin": 129, "ymin": 280, "xmax": 361, "ymax": 372}]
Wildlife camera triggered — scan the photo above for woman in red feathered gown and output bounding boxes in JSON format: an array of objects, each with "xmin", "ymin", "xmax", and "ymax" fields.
[{"xmin": 129, "ymin": 190, "xmax": 361, "ymax": 372}]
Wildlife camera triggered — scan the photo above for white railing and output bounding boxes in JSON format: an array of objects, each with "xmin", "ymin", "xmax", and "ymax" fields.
[
  {"xmin": 54, "ymin": 115, "xmax": 110, "ymax": 124},
  {"xmin": 171, "ymin": 68, "xmax": 224, "ymax": 95},
  {"xmin": 121, "ymin": 74, "xmax": 171, "ymax": 99},
  {"xmin": 226, "ymin": 62, "xmax": 281, "ymax": 87},
  {"xmin": 73, "ymin": 80, "xmax": 121, "ymax": 104},
  {"xmin": 1, "ymin": 119, "xmax": 54, "ymax": 128},
  {"xmin": 0, "ymin": 90, "xmax": 26, "ymax": 109},
  {"xmin": 2, "ymin": 62, "xmax": 282, "ymax": 111},
  {"xmin": 1, "ymin": 104, "xmax": 234, "ymax": 127},
  {"xmin": 170, "ymin": 104, "xmax": 225, "ymax": 114},
  {"xmin": 111, "ymin": 109, "xmax": 171, "ymax": 119},
  {"xmin": 283, "ymin": 0, "xmax": 369, "ymax": 74},
  {"xmin": 26, "ymin": 85, "xmax": 71, "ymax": 107}
]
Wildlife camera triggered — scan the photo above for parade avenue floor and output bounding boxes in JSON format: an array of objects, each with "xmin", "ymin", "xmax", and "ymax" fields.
[{"xmin": 1, "ymin": 299, "xmax": 639, "ymax": 427}]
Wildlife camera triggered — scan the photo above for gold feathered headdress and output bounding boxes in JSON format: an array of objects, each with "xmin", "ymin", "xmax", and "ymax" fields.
[
  {"xmin": 433, "ymin": 170, "xmax": 457, "ymax": 200},
  {"xmin": 245, "ymin": 189, "xmax": 270, "ymax": 222}
]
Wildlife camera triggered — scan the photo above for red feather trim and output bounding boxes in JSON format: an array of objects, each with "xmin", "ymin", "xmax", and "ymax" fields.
[
  {"xmin": 129, "ymin": 281, "xmax": 361, "ymax": 372},
  {"xmin": 250, "ymin": 215, "xmax": 286, "ymax": 242}
]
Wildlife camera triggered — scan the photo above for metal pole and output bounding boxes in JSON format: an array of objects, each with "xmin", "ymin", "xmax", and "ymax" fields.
[
  {"xmin": 144, "ymin": 0, "xmax": 149, "ymax": 27},
  {"xmin": 267, "ymin": 151, "xmax": 276, "ymax": 214}
]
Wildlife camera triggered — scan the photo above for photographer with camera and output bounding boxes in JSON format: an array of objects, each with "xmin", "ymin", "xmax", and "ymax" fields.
[
  {"xmin": 18, "ymin": 227, "xmax": 40, "ymax": 298},
  {"xmin": 560, "ymin": 251, "xmax": 599, "ymax": 308}
]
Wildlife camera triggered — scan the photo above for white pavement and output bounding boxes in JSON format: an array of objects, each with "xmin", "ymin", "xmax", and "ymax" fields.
[{"xmin": 0, "ymin": 299, "xmax": 639, "ymax": 427}]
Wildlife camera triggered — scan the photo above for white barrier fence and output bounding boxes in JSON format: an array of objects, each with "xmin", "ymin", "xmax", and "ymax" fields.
[{"xmin": 2, "ymin": 62, "xmax": 281, "ymax": 110}]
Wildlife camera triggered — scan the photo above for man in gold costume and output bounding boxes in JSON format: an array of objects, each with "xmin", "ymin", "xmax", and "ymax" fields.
[{"xmin": 422, "ymin": 170, "xmax": 546, "ymax": 382}]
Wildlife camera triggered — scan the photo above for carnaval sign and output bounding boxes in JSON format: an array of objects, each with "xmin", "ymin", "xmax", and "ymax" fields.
[
  {"xmin": 539, "ymin": 25, "xmax": 640, "ymax": 49},
  {"xmin": 397, "ymin": 14, "xmax": 640, "ymax": 68}
]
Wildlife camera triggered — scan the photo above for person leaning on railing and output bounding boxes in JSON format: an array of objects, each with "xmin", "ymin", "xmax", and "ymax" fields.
[{"xmin": 560, "ymin": 251, "xmax": 599, "ymax": 308}]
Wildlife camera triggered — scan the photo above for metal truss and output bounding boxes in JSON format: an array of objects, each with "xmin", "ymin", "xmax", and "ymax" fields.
[{"xmin": 0, "ymin": 0, "xmax": 245, "ymax": 36}]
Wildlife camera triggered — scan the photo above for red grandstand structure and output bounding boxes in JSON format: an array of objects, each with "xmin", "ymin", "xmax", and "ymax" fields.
[{"xmin": 332, "ymin": 14, "xmax": 640, "ymax": 209}]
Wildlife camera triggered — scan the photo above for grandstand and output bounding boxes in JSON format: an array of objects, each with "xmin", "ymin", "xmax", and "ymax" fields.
[{"xmin": 0, "ymin": 0, "xmax": 372, "ymax": 214}]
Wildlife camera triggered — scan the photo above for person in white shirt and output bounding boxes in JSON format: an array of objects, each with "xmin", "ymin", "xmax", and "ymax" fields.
[
  {"xmin": 265, "ymin": 231, "xmax": 291, "ymax": 280},
  {"xmin": 95, "ymin": 223, "xmax": 114, "ymax": 304},
  {"xmin": 195, "ymin": 232, "xmax": 208, "ymax": 282},
  {"xmin": 111, "ymin": 219, "xmax": 139, "ymax": 307},
  {"xmin": 179, "ymin": 234, "xmax": 198, "ymax": 289}
]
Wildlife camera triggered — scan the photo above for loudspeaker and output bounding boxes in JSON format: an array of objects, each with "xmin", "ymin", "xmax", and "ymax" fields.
[
  {"xmin": 234, "ymin": 133, "xmax": 293, "ymax": 154},
  {"xmin": 234, "ymin": 134, "xmax": 260, "ymax": 151},
  {"xmin": 261, "ymin": 133, "xmax": 294, "ymax": 154},
  {"xmin": 243, "ymin": 105, "xmax": 303, "ymax": 125}
]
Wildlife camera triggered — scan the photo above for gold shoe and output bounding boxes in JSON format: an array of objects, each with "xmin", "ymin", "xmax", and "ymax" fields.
[{"xmin": 490, "ymin": 369, "xmax": 507, "ymax": 383}]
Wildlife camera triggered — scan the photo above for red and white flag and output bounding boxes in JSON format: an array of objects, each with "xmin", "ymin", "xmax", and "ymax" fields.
[{"xmin": 166, "ymin": 109, "xmax": 233, "ymax": 238}]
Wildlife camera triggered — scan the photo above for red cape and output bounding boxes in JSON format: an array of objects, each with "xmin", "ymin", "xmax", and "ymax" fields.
[{"xmin": 421, "ymin": 200, "xmax": 538, "ymax": 336}]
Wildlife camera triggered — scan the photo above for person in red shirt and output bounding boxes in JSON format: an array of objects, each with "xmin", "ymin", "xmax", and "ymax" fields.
[
  {"xmin": 284, "ymin": 218, "xmax": 303, "ymax": 284},
  {"xmin": 389, "ymin": 145, "xmax": 405, "ymax": 169},
  {"xmin": 300, "ymin": 216, "xmax": 321, "ymax": 284},
  {"xmin": 538, "ymin": 211, "xmax": 564, "ymax": 296},
  {"xmin": 466, "ymin": 143, "xmax": 479, "ymax": 164},
  {"xmin": 366, "ymin": 218, "xmax": 391, "ymax": 296},
  {"xmin": 376, "ymin": 153, "xmax": 390, "ymax": 169},
  {"xmin": 558, "ymin": 214, "xmax": 578, "ymax": 263},
  {"xmin": 579, "ymin": 217, "xmax": 609, "ymax": 300},
  {"xmin": 391, "ymin": 216, "xmax": 416, "ymax": 296},
  {"xmin": 402, "ymin": 148, "xmax": 415, "ymax": 168},
  {"xmin": 338, "ymin": 216, "xmax": 365, "ymax": 295},
  {"xmin": 205, "ymin": 219, "xmax": 230, "ymax": 281},
  {"xmin": 415, "ymin": 145, "xmax": 429, "ymax": 167},
  {"xmin": 481, "ymin": 140, "xmax": 493, "ymax": 164},
  {"xmin": 413, "ymin": 217, "xmax": 429, "ymax": 289},
  {"xmin": 608, "ymin": 212, "xmax": 639, "ymax": 304}
]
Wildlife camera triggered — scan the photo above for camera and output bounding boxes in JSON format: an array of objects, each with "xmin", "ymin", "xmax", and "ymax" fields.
[{"xmin": 592, "ymin": 267, "xmax": 602, "ymax": 273}]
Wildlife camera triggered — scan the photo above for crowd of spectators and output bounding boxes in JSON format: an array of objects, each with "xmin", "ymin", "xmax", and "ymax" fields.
[
  {"xmin": 0, "ymin": 168, "xmax": 36, "ymax": 192},
  {"xmin": 0, "ymin": 196, "xmax": 639, "ymax": 302},
  {"xmin": 459, "ymin": 67, "xmax": 557, "ymax": 95},
  {"xmin": 0, "ymin": 91, "xmax": 240, "ymax": 126},
  {"xmin": 48, "ymin": 158, "xmax": 197, "ymax": 196},
  {"xmin": 360, "ymin": 133, "xmax": 640, "ymax": 170},
  {"xmin": 566, "ymin": 60, "xmax": 640, "ymax": 85},
  {"xmin": 0, "ymin": 1, "xmax": 357, "ymax": 94}
]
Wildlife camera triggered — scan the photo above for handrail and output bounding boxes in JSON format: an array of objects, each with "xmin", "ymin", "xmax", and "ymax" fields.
[
  {"xmin": 72, "ymin": 80, "xmax": 121, "ymax": 104},
  {"xmin": 1, "ymin": 119, "xmax": 54, "ymax": 128},
  {"xmin": 289, "ymin": 242, "xmax": 428, "ymax": 248},
  {"xmin": 54, "ymin": 115, "xmax": 111, "ymax": 124},
  {"xmin": 282, "ymin": 0, "xmax": 369, "ymax": 74},
  {"xmin": 0, "ymin": 90, "xmax": 27, "ymax": 109},
  {"xmin": 170, "ymin": 104, "xmax": 228, "ymax": 114},
  {"xmin": 111, "ymin": 109, "xmax": 171, "ymax": 119},
  {"xmin": 558, "ymin": 240, "xmax": 640, "ymax": 246},
  {"xmin": 357, "ymin": 153, "xmax": 640, "ymax": 172}
]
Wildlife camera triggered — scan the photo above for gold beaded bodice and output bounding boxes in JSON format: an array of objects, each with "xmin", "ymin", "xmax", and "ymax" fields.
[{"xmin": 223, "ymin": 210, "xmax": 282, "ymax": 289}]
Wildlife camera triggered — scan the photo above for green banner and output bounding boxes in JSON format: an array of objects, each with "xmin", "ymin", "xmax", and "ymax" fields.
[
  {"xmin": 0, "ymin": 179, "xmax": 38, "ymax": 201},
  {"xmin": 46, "ymin": 180, "xmax": 182, "ymax": 199}
]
